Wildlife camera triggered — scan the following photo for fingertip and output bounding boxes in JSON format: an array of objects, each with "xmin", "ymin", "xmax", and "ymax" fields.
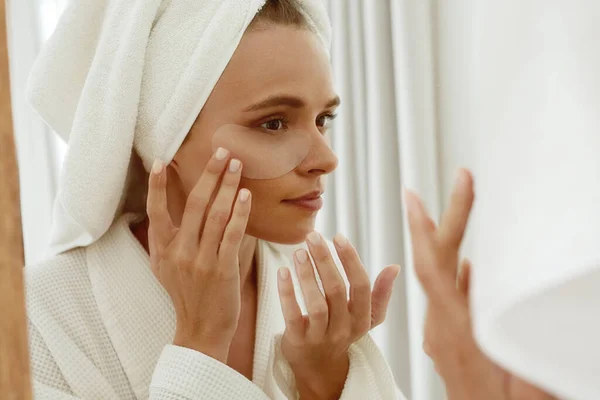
[
  {"xmin": 278, "ymin": 267, "xmax": 290, "ymax": 281},
  {"xmin": 403, "ymin": 189, "xmax": 419, "ymax": 215},
  {"xmin": 152, "ymin": 159, "xmax": 164, "ymax": 175},
  {"xmin": 294, "ymin": 249, "xmax": 309, "ymax": 264},
  {"xmin": 388, "ymin": 265, "xmax": 402, "ymax": 286},
  {"xmin": 404, "ymin": 191, "xmax": 433, "ymax": 231},
  {"xmin": 215, "ymin": 147, "xmax": 229, "ymax": 161},
  {"xmin": 149, "ymin": 161, "xmax": 169, "ymax": 193},
  {"xmin": 402, "ymin": 186, "xmax": 412, "ymax": 202},
  {"xmin": 333, "ymin": 232, "xmax": 348, "ymax": 248},
  {"xmin": 238, "ymin": 188, "xmax": 251, "ymax": 203},
  {"xmin": 457, "ymin": 167, "xmax": 471, "ymax": 181},
  {"xmin": 378, "ymin": 264, "xmax": 401, "ymax": 283},
  {"xmin": 228, "ymin": 158, "xmax": 242, "ymax": 173},
  {"xmin": 306, "ymin": 231, "xmax": 322, "ymax": 246},
  {"xmin": 456, "ymin": 169, "xmax": 475, "ymax": 201},
  {"xmin": 277, "ymin": 268, "xmax": 295, "ymax": 296},
  {"xmin": 457, "ymin": 168, "xmax": 473, "ymax": 186}
]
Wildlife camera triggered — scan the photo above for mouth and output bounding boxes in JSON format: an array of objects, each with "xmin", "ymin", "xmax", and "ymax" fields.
[{"xmin": 282, "ymin": 190, "xmax": 324, "ymax": 212}]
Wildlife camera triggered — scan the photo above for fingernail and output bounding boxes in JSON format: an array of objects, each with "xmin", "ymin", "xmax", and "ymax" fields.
[
  {"xmin": 215, "ymin": 147, "xmax": 229, "ymax": 160},
  {"xmin": 229, "ymin": 159, "xmax": 241, "ymax": 172},
  {"xmin": 333, "ymin": 233, "xmax": 348, "ymax": 248},
  {"xmin": 239, "ymin": 189, "xmax": 250, "ymax": 203},
  {"xmin": 278, "ymin": 267, "xmax": 290, "ymax": 280},
  {"xmin": 295, "ymin": 249, "xmax": 308, "ymax": 263},
  {"xmin": 152, "ymin": 159, "xmax": 164, "ymax": 175},
  {"xmin": 306, "ymin": 231, "xmax": 321, "ymax": 245}
]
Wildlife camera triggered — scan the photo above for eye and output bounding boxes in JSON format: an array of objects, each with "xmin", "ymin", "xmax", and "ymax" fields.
[
  {"xmin": 260, "ymin": 118, "xmax": 287, "ymax": 131},
  {"xmin": 317, "ymin": 113, "xmax": 338, "ymax": 129}
]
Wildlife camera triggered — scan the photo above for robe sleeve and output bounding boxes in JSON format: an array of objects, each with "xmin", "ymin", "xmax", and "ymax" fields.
[
  {"xmin": 28, "ymin": 318, "xmax": 121, "ymax": 400},
  {"xmin": 271, "ymin": 333, "xmax": 407, "ymax": 400},
  {"xmin": 28, "ymin": 320, "xmax": 73, "ymax": 396},
  {"xmin": 149, "ymin": 344, "xmax": 272, "ymax": 400}
]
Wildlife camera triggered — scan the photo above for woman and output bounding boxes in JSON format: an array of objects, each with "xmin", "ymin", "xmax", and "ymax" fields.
[{"xmin": 24, "ymin": 0, "xmax": 404, "ymax": 399}]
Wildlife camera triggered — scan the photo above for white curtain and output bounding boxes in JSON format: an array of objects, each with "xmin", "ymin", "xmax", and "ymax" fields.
[
  {"xmin": 317, "ymin": 1, "xmax": 449, "ymax": 399},
  {"xmin": 11, "ymin": 1, "xmax": 460, "ymax": 399},
  {"xmin": 7, "ymin": 0, "xmax": 67, "ymax": 266}
]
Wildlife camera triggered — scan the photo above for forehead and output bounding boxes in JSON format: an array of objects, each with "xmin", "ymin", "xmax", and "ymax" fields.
[{"xmin": 208, "ymin": 25, "xmax": 335, "ymax": 109}]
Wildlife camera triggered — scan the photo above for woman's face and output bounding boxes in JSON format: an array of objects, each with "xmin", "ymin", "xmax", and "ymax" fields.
[{"xmin": 170, "ymin": 24, "xmax": 339, "ymax": 244}]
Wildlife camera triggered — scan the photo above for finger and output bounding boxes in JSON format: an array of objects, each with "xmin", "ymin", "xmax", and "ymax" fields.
[
  {"xmin": 437, "ymin": 169, "xmax": 474, "ymax": 254},
  {"xmin": 436, "ymin": 169, "xmax": 474, "ymax": 280},
  {"xmin": 306, "ymin": 232, "xmax": 349, "ymax": 333},
  {"xmin": 371, "ymin": 265, "xmax": 401, "ymax": 328},
  {"xmin": 218, "ymin": 188, "xmax": 252, "ymax": 270},
  {"xmin": 457, "ymin": 258, "xmax": 471, "ymax": 298},
  {"xmin": 147, "ymin": 160, "xmax": 175, "ymax": 252},
  {"xmin": 293, "ymin": 249, "xmax": 329, "ymax": 339},
  {"xmin": 404, "ymin": 189, "xmax": 442, "ymax": 294},
  {"xmin": 404, "ymin": 189, "xmax": 437, "ymax": 235},
  {"xmin": 423, "ymin": 340, "xmax": 432, "ymax": 357},
  {"xmin": 198, "ymin": 158, "xmax": 243, "ymax": 256},
  {"xmin": 148, "ymin": 224, "xmax": 159, "ymax": 274},
  {"xmin": 277, "ymin": 267, "xmax": 305, "ymax": 339},
  {"xmin": 333, "ymin": 233, "xmax": 371, "ymax": 335},
  {"xmin": 178, "ymin": 147, "xmax": 230, "ymax": 250}
]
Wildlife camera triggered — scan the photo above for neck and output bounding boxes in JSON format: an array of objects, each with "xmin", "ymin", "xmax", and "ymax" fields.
[{"xmin": 132, "ymin": 218, "xmax": 258, "ymax": 290}]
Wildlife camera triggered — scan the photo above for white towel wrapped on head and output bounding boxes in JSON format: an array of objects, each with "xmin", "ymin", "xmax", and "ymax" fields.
[{"xmin": 26, "ymin": 0, "xmax": 332, "ymax": 256}]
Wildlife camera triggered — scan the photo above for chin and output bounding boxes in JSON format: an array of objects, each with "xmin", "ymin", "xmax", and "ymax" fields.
[{"xmin": 246, "ymin": 219, "xmax": 315, "ymax": 245}]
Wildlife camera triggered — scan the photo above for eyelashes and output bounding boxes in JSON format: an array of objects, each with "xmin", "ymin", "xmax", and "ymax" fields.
[
  {"xmin": 259, "ymin": 112, "xmax": 338, "ymax": 133},
  {"xmin": 317, "ymin": 112, "xmax": 338, "ymax": 129},
  {"xmin": 260, "ymin": 118, "xmax": 288, "ymax": 131}
]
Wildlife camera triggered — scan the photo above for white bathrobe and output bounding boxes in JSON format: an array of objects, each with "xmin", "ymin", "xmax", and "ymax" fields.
[{"xmin": 25, "ymin": 213, "xmax": 405, "ymax": 400}]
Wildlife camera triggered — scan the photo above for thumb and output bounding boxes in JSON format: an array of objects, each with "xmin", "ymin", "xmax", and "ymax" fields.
[{"xmin": 371, "ymin": 265, "xmax": 401, "ymax": 327}]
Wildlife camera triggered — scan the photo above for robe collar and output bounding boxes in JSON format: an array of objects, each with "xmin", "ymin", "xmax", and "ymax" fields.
[{"xmin": 86, "ymin": 213, "xmax": 287, "ymax": 399}]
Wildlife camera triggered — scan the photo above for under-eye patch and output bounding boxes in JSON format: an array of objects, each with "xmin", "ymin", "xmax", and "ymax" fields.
[{"xmin": 211, "ymin": 124, "xmax": 314, "ymax": 179}]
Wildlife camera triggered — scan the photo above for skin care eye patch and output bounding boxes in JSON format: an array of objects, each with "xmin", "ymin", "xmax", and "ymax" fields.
[{"xmin": 211, "ymin": 124, "xmax": 312, "ymax": 179}]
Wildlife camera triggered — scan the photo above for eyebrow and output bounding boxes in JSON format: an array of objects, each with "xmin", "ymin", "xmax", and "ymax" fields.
[{"xmin": 243, "ymin": 94, "xmax": 341, "ymax": 112}]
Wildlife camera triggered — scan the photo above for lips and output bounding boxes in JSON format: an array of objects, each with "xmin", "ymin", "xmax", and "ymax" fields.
[
  {"xmin": 282, "ymin": 190, "xmax": 324, "ymax": 212},
  {"xmin": 284, "ymin": 190, "xmax": 323, "ymax": 202}
]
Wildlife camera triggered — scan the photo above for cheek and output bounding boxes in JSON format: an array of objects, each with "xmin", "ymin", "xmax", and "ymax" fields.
[
  {"xmin": 239, "ymin": 178, "xmax": 280, "ymax": 204},
  {"xmin": 211, "ymin": 124, "xmax": 310, "ymax": 180},
  {"xmin": 241, "ymin": 179, "xmax": 284, "ymax": 225},
  {"xmin": 179, "ymin": 149, "xmax": 214, "ymax": 194},
  {"xmin": 240, "ymin": 178, "xmax": 317, "ymax": 244}
]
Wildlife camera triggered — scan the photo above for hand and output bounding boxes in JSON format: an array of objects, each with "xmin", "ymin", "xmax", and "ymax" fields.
[
  {"xmin": 405, "ymin": 169, "xmax": 556, "ymax": 400},
  {"xmin": 146, "ymin": 148, "xmax": 251, "ymax": 363},
  {"xmin": 277, "ymin": 231, "xmax": 401, "ymax": 400}
]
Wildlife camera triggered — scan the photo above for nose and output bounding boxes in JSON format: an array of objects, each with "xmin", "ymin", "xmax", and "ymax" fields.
[{"xmin": 297, "ymin": 131, "xmax": 338, "ymax": 176}]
